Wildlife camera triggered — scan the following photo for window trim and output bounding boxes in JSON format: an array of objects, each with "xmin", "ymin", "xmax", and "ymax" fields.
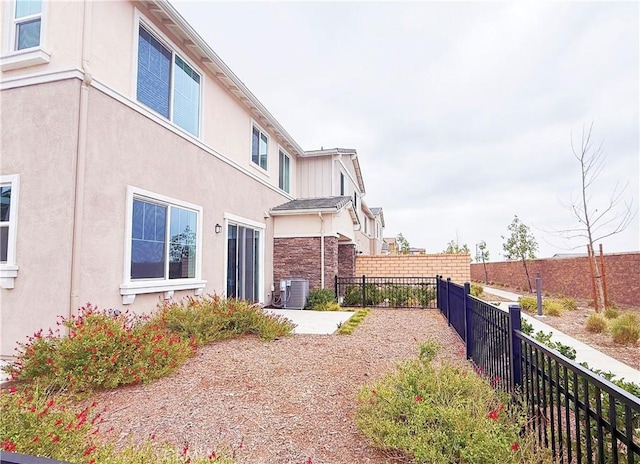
[
  {"xmin": 133, "ymin": 11, "xmax": 203, "ymax": 138},
  {"xmin": 278, "ymin": 147, "xmax": 291, "ymax": 193},
  {"xmin": 120, "ymin": 186, "xmax": 206, "ymax": 304},
  {"xmin": 250, "ymin": 121, "xmax": 269, "ymax": 172},
  {"xmin": 0, "ymin": 174, "xmax": 20, "ymax": 289},
  {"xmin": 0, "ymin": 0, "xmax": 50, "ymax": 71}
]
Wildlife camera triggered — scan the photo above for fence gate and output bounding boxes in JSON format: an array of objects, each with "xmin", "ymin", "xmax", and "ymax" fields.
[{"xmin": 334, "ymin": 275, "xmax": 437, "ymax": 308}]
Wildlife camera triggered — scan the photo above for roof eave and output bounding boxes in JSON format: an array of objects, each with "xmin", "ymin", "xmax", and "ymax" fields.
[{"xmin": 152, "ymin": 0, "xmax": 305, "ymax": 157}]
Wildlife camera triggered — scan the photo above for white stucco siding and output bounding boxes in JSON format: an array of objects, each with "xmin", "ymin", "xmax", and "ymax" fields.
[
  {"xmin": 0, "ymin": 80, "xmax": 81, "ymax": 357},
  {"xmin": 80, "ymin": 86, "xmax": 286, "ymax": 311}
]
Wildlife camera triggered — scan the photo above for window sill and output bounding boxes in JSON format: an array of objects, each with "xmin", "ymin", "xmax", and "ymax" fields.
[
  {"xmin": 0, "ymin": 48, "xmax": 51, "ymax": 71},
  {"xmin": 0, "ymin": 265, "xmax": 19, "ymax": 289},
  {"xmin": 119, "ymin": 279, "xmax": 206, "ymax": 305}
]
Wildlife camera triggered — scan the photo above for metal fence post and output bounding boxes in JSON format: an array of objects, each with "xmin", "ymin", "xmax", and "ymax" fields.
[
  {"xmin": 508, "ymin": 304, "xmax": 523, "ymax": 390},
  {"xmin": 446, "ymin": 278, "xmax": 451, "ymax": 325},
  {"xmin": 535, "ymin": 273, "xmax": 543, "ymax": 316},
  {"xmin": 463, "ymin": 282, "xmax": 472, "ymax": 360},
  {"xmin": 361, "ymin": 274, "xmax": 366, "ymax": 308},
  {"xmin": 436, "ymin": 275, "xmax": 441, "ymax": 309},
  {"xmin": 334, "ymin": 275, "xmax": 338, "ymax": 300}
]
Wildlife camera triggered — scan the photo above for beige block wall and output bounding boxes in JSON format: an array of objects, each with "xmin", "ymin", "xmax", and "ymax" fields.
[{"xmin": 355, "ymin": 254, "xmax": 471, "ymax": 283}]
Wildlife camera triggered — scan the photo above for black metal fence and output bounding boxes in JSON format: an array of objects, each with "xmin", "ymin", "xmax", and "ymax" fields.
[
  {"xmin": 335, "ymin": 275, "xmax": 437, "ymax": 308},
  {"xmin": 437, "ymin": 276, "xmax": 640, "ymax": 463}
]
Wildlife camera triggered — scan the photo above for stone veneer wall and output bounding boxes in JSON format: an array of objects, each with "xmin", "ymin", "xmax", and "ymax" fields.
[
  {"xmin": 470, "ymin": 252, "xmax": 640, "ymax": 307},
  {"xmin": 338, "ymin": 243, "xmax": 356, "ymax": 278},
  {"xmin": 355, "ymin": 254, "xmax": 470, "ymax": 283},
  {"xmin": 273, "ymin": 236, "xmax": 339, "ymax": 290}
]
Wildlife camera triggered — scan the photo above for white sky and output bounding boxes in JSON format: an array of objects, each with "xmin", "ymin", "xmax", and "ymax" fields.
[{"xmin": 172, "ymin": 1, "xmax": 639, "ymax": 260}]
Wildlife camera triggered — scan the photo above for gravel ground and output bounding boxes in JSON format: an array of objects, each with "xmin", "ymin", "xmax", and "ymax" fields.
[{"xmin": 93, "ymin": 309, "xmax": 467, "ymax": 464}]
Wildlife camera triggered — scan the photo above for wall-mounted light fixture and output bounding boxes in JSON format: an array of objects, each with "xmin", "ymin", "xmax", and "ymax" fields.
[{"xmin": 215, "ymin": 223, "xmax": 222, "ymax": 234}]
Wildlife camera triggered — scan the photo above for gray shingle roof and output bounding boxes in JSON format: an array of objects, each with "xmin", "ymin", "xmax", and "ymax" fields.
[
  {"xmin": 370, "ymin": 207, "xmax": 382, "ymax": 216},
  {"xmin": 271, "ymin": 196, "xmax": 352, "ymax": 212}
]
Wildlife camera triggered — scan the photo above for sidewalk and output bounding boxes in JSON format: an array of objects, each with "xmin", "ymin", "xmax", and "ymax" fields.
[{"xmin": 482, "ymin": 286, "xmax": 640, "ymax": 384}]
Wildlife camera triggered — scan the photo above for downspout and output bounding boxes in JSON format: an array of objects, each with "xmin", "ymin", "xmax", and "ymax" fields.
[
  {"xmin": 318, "ymin": 212, "xmax": 325, "ymax": 288},
  {"xmin": 69, "ymin": 0, "xmax": 93, "ymax": 314}
]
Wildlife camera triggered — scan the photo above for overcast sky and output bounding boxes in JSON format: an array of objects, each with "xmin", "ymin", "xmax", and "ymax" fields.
[{"xmin": 173, "ymin": 1, "xmax": 639, "ymax": 260}]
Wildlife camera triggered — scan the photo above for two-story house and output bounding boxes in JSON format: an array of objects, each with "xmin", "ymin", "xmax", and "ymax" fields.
[{"xmin": 0, "ymin": 0, "xmax": 384, "ymax": 358}]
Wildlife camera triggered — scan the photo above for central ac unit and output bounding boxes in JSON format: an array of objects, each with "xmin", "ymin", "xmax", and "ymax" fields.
[{"xmin": 281, "ymin": 278, "xmax": 309, "ymax": 309}]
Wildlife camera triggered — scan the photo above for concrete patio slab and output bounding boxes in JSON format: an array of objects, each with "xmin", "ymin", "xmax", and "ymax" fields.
[{"xmin": 266, "ymin": 309, "xmax": 355, "ymax": 335}]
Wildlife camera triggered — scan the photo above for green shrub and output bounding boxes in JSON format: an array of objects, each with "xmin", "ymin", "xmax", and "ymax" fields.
[
  {"xmin": 337, "ymin": 308, "xmax": 370, "ymax": 335},
  {"xmin": 0, "ymin": 386, "xmax": 233, "ymax": 463},
  {"xmin": 305, "ymin": 288, "xmax": 339, "ymax": 311},
  {"xmin": 560, "ymin": 297, "xmax": 578, "ymax": 311},
  {"xmin": 342, "ymin": 284, "xmax": 383, "ymax": 306},
  {"xmin": 520, "ymin": 318, "xmax": 534, "ymax": 336},
  {"xmin": 585, "ymin": 313, "xmax": 608, "ymax": 333},
  {"xmin": 470, "ymin": 283, "xmax": 484, "ymax": 298},
  {"xmin": 154, "ymin": 295, "xmax": 295, "ymax": 344},
  {"xmin": 356, "ymin": 343, "xmax": 554, "ymax": 464},
  {"xmin": 518, "ymin": 296, "xmax": 537, "ymax": 313},
  {"xmin": 543, "ymin": 299, "xmax": 564, "ymax": 317},
  {"xmin": 533, "ymin": 331, "xmax": 576, "ymax": 360},
  {"xmin": 413, "ymin": 284, "xmax": 437, "ymax": 307},
  {"xmin": 5, "ymin": 304, "xmax": 195, "ymax": 392},
  {"xmin": 604, "ymin": 307, "xmax": 620, "ymax": 319},
  {"xmin": 609, "ymin": 313, "xmax": 640, "ymax": 345}
]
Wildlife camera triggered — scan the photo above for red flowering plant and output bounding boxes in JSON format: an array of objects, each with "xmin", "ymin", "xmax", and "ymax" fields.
[
  {"xmin": 0, "ymin": 385, "xmax": 100, "ymax": 462},
  {"xmin": 150, "ymin": 295, "xmax": 294, "ymax": 346},
  {"xmin": 0, "ymin": 385, "xmax": 235, "ymax": 463},
  {"xmin": 5, "ymin": 303, "xmax": 195, "ymax": 392},
  {"xmin": 356, "ymin": 340, "xmax": 555, "ymax": 463}
]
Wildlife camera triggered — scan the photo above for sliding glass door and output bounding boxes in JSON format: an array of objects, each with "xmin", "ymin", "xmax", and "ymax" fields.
[{"xmin": 226, "ymin": 224, "xmax": 261, "ymax": 302}]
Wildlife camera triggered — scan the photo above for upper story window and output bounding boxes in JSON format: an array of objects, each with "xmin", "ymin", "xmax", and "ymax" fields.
[
  {"xmin": 0, "ymin": 175, "xmax": 20, "ymax": 289},
  {"xmin": 13, "ymin": 0, "xmax": 41, "ymax": 50},
  {"xmin": 136, "ymin": 23, "xmax": 201, "ymax": 137},
  {"xmin": 278, "ymin": 149, "xmax": 290, "ymax": 193},
  {"xmin": 340, "ymin": 172, "xmax": 345, "ymax": 195},
  {"xmin": 251, "ymin": 125, "xmax": 268, "ymax": 170},
  {"xmin": 0, "ymin": 0, "xmax": 50, "ymax": 71}
]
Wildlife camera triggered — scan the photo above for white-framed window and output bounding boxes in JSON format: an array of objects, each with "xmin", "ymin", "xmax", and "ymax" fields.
[
  {"xmin": 120, "ymin": 186, "xmax": 206, "ymax": 304},
  {"xmin": 13, "ymin": 0, "xmax": 42, "ymax": 51},
  {"xmin": 135, "ymin": 21, "xmax": 201, "ymax": 137},
  {"xmin": 340, "ymin": 172, "xmax": 345, "ymax": 195},
  {"xmin": 278, "ymin": 148, "xmax": 290, "ymax": 193},
  {"xmin": 0, "ymin": 175, "xmax": 19, "ymax": 289},
  {"xmin": 0, "ymin": 0, "xmax": 50, "ymax": 71},
  {"xmin": 251, "ymin": 124, "xmax": 268, "ymax": 170}
]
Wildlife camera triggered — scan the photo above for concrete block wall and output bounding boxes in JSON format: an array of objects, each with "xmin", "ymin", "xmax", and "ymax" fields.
[
  {"xmin": 470, "ymin": 252, "xmax": 640, "ymax": 306},
  {"xmin": 354, "ymin": 254, "xmax": 471, "ymax": 283}
]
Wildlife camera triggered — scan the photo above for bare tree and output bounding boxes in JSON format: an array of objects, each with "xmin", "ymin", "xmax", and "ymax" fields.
[{"xmin": 559, "ymin": 122, "xmax": 636, "ymax": 310}]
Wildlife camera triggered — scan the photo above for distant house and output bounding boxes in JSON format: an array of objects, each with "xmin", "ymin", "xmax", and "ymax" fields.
[{"xmin": 0, "ymin": 0, "xmax": 385, "ymax": 358}]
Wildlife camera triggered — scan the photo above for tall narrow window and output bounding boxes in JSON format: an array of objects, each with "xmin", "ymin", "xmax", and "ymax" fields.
[
  {"xmin": 252, "ymin": 126, "xmax": 268, "ymax": 170},
  {"xmin": 0, "ymin": 185, "xmax": 12, "ymax": 263},
  {"xmin": 227, "ymin": 224, "xmax": 262, "ymax": 302},
  {"xmin": 340, "ymin": 172, "xmax": 345, "ymax": 195},
  {"xmin": 279, "ymin": 149, "xmax": 290, "ymax": 193},
  {"xmin": 136, "ymin": 23, "xmax": 200, "ymax": 136},
  {"xmin": 13, "ymin": 0, "xmax": 42, "ymax": 50},
  {"xmin": 0, "ymin": 175, "xmax": 19, "ymax": 289}
]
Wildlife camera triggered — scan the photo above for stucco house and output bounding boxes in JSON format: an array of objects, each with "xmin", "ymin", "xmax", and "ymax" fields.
[{"xmin": 0, "ymin": 0, "xmax": 384, "ymax": 358}]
